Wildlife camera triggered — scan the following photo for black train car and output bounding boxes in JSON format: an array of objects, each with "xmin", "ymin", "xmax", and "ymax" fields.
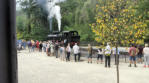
[
  {"xmin": 62, "ymin": 31, "xmax": 80, "ymax": 47},
  {"xmin": 47, "ymin": 31, "xmax": 80, "ymax": 47},
  {"xmin": 47, "ymin": 31, "xmax": 62, "ymax": 41}
]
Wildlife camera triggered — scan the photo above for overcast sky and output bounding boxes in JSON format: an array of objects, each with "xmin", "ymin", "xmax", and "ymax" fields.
[{"xmin": 16, "ymin": 0, "xmax": 21, "ymax": 10}]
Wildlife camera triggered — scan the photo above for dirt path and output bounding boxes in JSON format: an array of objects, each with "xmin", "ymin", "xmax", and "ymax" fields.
[{"xmin": 18, "ymin": 50, "xmax": 149, "ymax": 83}]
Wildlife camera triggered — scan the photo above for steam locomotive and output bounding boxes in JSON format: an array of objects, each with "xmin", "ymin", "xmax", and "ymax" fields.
[{"xmin": 47, "ymin": 31, "xmax": 80, "ymax": 47}]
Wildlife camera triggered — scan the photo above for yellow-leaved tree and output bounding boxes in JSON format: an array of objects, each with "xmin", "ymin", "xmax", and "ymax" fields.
[{"xmin": 90, "ymin": 0, "xmax": 147, "ymax": 83}]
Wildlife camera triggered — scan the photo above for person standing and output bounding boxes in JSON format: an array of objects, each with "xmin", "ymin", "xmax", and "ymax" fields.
[
  {"xmin": 66, "ymin": 43, "xmax": 71, "ymax": 61},
  {"xmin": 113, "ymin": 47, "xmax": 120, "ymax": 65},
  {"xmin": 105, "ymin": 43, "xmax": 112, "ymax": 68},
  {"xmin": 18, "ymin": 42, "xmax": 22, "ymax": 51},
  {"xmin": 59, "ymin": 45, "xmax": 65, "ymax": 61},
  {"xmin": 27, "ymin": 40, "xmax": 32, "ymax": 52},
  {"xmin": 50, "ymin": 42, "xmax": 54, "ymax": 56},
  {"xmin": 97, "ymin": 48, "xmax": 103, "ymax": 64},
  {"xmin": 55, "ymin": 41, "xmax": 59, "ymax": 58},
  {"xmin": 73, "ymin": 43, "xmax": 80, "ymax": 62},
  {"xmin": 137, "ymin": 45, "xmax": 143, "ymax": 64},
  {"xmin": 46, "ymin": 42, "xmax": 50, "ymax": 56},
  {"xmin": 22, "ymin": 40, "xmax": 24, "ymax": 50},
  {"xmin": 128, "ymin": 44, "xmax": 137, "ymax": 67},
  {"xmin": 22, "ymin": 40, "xmax": 27, "ymax": 50},
  {"xmin": 39, "ymin": 41, "xmax": 43, "ymax": 52},
  {"xmin": 87, "ymin": 44, "xmax": 93, "ymax": 63},
  {"xmin": 31, "ymin": 40, "xmax": 35, "ymax": 52},
  {"xmin": 143, "ymin": 44, "xmax": 149, "ymax": 68},
  {"xmin": 42, "ymin": 41, "xmax": 47, "ymax": 52},
  {"xmin": 36, "ymin": 40, "xmax": 39, "ymax": 51}
]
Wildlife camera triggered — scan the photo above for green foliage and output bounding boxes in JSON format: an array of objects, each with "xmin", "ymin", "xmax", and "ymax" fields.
[
  {"xmin": 16, "ymin": 0, "xmax": 149, "ymax": 42},
  {"xmin": 16, "ymin": 11, "xmax": 27, "ymax": 33},
  {"xmin": 137, "ymin": 0, "xmax": 149, "ymax": 43},
  {"xmin": 60, "ymin": 0, "xmax": 97, "ymax": 41},
  {"xmin": 64, "ymin": 24, "xmax": 95, "ymax": 41},
  {"xmin": 16, "ymin": 0, "xmax": 97, "ymax": 41},
  {"xmin": 91, "ymin": 0, "xmax": 147, "ymax": 46},
  {"xmin": 17, "ymin": 0, "xmax": 49, "ymax": 41}
]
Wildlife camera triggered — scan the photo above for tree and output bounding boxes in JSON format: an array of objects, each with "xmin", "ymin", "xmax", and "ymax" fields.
[
  {"xmin": 137, "ymin": 0, "xmax": 149, "ymax": 43},
  {"xmin": 60, "ymin": 0, "xmax": 97, "ymax": 41},
  {"xmin": 17, "ymin": 0, "xmax": 49, "ymax": 40},
  {"xmin": 91, "ymin": 0, "xmax": 147, "ymax": 83},
  {"xmin": 16, "ymin": 10, "xmax": 28, "ymax": 39},
  {"xmin": 20, "ymin": 0, "xmax": 37, "ymax": 34},
  {"xmin": 17, "ymin": 0, "xmax": 99, "ymax": 41}
]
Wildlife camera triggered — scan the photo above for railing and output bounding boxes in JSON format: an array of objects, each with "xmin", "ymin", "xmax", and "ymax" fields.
[{"xmin": 79, "ymin": 47, "xmax": 129, "ymax": 63}]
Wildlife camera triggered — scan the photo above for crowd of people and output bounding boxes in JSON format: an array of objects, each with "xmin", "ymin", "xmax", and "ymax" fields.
[
  {"xmin": 17, "ymin": 40, "xmax": 81, "ymax": 62},
  {"xmin": 17, "ymin": 40, "xmax": 149, "ymax": 68}
]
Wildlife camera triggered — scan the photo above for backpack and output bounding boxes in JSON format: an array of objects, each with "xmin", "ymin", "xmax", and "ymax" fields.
[{"xmin": 131, "ymin": 49, "xmax": 136, "ymax": 56}]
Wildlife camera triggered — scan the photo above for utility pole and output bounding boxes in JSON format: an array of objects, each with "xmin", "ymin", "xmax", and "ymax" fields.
[{"xmin": 0, "ymin": 0, "xmax": 18, "ymax": 83}]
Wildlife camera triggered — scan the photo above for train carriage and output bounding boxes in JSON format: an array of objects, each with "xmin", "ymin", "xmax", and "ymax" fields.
[{"xmin": 47, "ymin": 31, "xmax": 80, "ymax": 47}]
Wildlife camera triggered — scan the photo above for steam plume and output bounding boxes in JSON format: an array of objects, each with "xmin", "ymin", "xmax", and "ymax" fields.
[{"xmin": 37, "ymin": 0, "xmax": 66, "ymax": 32}]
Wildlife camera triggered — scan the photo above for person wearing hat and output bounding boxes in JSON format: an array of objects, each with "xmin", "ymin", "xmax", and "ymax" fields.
[
  {"xmin": 105, "ymin": 43, "xmax": 112, "ymax": 68},
  {"xmin": 143, "ymin": 44, "xmax": 149, "ymax": 68}
]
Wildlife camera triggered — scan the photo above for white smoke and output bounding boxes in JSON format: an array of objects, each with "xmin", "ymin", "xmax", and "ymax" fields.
[
  {"xmin": 37, "ymin": 0, "xmax": 66, "ymax": 32},
  {"xmin": 49, "ymin": 5, "xmax": 61, "ymax": 32}
]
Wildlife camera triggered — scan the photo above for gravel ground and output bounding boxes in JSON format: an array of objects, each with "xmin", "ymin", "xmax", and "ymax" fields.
[{"xmin": 18, "ymin": 50, "xmax": 149, "ymax": 83}]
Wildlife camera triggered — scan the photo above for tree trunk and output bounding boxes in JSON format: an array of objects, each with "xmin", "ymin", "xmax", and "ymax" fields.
[
  {"xmin": 116, "ymin": 45, "xmax": 119, "ymax": 83},
  {"xmin": 27, "ymin": 13, "xmax": 31, "ymax": 34},
  {"xmin": 28, "ymin": 23, "xmax": 31, "ymax": 34},
  {"xmin": 125, "ymin": 54, "xmax": 126, "ymax": 63}
]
